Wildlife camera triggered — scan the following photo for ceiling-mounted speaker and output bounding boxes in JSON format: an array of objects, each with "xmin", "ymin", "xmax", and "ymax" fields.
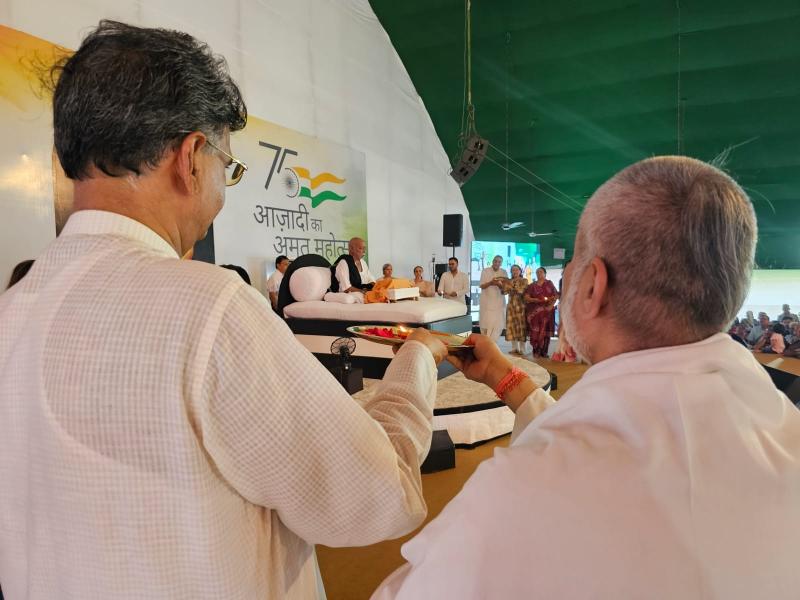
[{"xmin": 450, "ymin": 136, "xmax": 489, "ymax": 186}]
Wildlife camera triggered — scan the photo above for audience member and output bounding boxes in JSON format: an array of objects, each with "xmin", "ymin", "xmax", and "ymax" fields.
[
  {"xmin": 502, "ymin": 264, "xmax": 528, "ymax": 354},
  {"xmin": 0, "ymin": 21, "xmax": 447, "ymax": 600},
  {"xmin": 266, "ymin": 254, "xmax": 290, "ymax": 309},
  {"xmin": 746, "ymin": 312, "xmax": 770, "ymax": 345},
  {"xmin": 754, "ymin": 323, "xmax": 787, "ymax": 354},
  {"xmin": 778, "ymin": 304, "xmax": 798, "ymax": 322},
  {"xmin": 374, "ymin": 156, "xmax": 800, "ymax": 599}
]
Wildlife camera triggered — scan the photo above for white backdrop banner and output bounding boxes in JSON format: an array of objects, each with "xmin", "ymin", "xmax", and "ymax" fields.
[{"xmin": 215, "ymin": 116, "xmax": 367, "ymax": 273}]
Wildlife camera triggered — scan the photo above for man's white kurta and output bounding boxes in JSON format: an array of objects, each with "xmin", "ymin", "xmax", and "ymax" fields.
[
  {"xmin": 266, "ymin": 269, "xmax": 284, "ymax": 294},
  {"xmin": 373, "ymin": 334, "xmax": 800, "ymax": 599},
  {"xmin": 437, "ymin": 271, "xmax": 469, "ymax": 311},
  {"xmin": 0, "ymin": 211, "xmax": 438, "ymax": 600},
  {"xmin": 478, "ymin": 267, "xmax": 508, "ymax": 340},
  {"xmin": 335, "ymin": 257, "xmax": 375, "ymax": 291}
]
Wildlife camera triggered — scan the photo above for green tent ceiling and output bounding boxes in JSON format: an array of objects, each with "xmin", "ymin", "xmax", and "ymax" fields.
[{"xmin": 372, "ymin": 0, "xmax": 800, "ymax": 267}]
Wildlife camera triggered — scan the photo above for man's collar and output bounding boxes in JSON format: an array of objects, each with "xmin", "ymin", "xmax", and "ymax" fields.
[{"xmin": 60, "ymin": 210, "xmax": 179, "ymax": 258}]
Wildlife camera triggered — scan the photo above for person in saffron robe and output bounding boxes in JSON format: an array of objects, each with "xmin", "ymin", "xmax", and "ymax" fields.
[{"xmin": 524, "ymin": 267, "xmax": 558, "ymax": 358}]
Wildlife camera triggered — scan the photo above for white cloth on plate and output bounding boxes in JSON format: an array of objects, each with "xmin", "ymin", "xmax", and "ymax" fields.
[
  {"xmin": 373, "ymin": 334, "xmax": 800, "ymax": 599},
  {"xmin": 0, "ymin": 210, "xmax": 438, "ymax": 600},
  {"xmin": 479, "ymin": 267, "xmax": 507, "ymax": 341}
]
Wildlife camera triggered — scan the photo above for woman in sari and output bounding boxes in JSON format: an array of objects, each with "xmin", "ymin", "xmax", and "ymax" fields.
[
  {"xmin": 524, "ymin": 267, "xmax": 558, "ymax": 358},
  {"xmin": 503, "ymin": 264, "xmax": 528, "ymax": 354}
]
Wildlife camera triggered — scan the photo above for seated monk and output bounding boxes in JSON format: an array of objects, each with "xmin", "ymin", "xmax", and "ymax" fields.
[{"xmin": 330, "ymin": 237, "xmax": 376, "ymax": 300}]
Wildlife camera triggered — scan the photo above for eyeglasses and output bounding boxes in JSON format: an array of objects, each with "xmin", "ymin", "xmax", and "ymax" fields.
[
  {"xmin": 205, "ymin": 138, "xmax": 247, "ymax": 186},
  {"xmin": 178, "ymin": 131, "xmax": 248, "ymax": 186}
]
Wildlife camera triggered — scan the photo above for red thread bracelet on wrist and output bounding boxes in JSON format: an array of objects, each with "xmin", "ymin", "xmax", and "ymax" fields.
[{"xmin": 494, "ymin": 367, "xmax": 527, "ymax": 400}]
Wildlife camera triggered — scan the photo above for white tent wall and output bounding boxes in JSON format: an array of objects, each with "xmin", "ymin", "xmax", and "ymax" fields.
[{"xmin": 0, "ymin": 0, "xmax": 473, "ymax": 292}]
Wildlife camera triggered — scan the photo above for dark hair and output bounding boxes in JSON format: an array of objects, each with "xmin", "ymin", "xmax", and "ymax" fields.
[
  {"xmin": 773, "ymin": 323, "xmax": 787, "ymax": 336},
  {"xmin": 220, "ymin": 264, "xmax": 251, "ymax": 285},
  {"xmin": 510, "ymin": 264, "xmax": 522, "ymax": 275},
  {"xmin": 448, "ymin": 257, "xmax": 459, "ymax": 264},
  {"xmin": 51, "ymin": 20, "xmax": 247, "ymax": 180},
  {"xmin": 7, "ymin": 259, "xmax": 34, "ymax": 289},
  {"xmin": 275, "ymin": 255, "xmax": 289, "ymax": 268},
  {"xmin": 536, "ymin": 266, "xmax": 547, "ymax": 274}
]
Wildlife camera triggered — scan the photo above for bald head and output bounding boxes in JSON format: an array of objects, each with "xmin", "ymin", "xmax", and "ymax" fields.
[
  {"xmin": 563, "ymin": 156, "xmax": 756, "ymax": 360},
  {"xmin": 348, "ymin": 237, "xmax": 366, "ymax": 261}
]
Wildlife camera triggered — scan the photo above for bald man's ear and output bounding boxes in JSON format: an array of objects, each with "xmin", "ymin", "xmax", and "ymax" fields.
[
  {"xmin": 578, "ymin": 257, "xmax": 610, "ymax": 319},
  {"xmin": 174, "ymin": 134, "xmax": 206, "ymax": 195}
]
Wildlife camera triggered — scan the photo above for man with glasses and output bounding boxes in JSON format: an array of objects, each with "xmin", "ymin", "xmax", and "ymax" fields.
[{"xmin": 0, "ymin": 21, "xmax": 448, "ymax": 600}]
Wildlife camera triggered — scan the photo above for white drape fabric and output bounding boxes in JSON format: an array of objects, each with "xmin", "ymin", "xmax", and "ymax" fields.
[
  {"xmin": 374, "ymin": 334, "xmax": 800, "ymax": 599},
  {"xmin": 0, "ymin": 210, "xmax": 438, "ymax": 600}
]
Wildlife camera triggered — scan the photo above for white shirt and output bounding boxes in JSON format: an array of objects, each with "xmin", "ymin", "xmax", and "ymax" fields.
[
  {"xmin": 437, "ymin": 271, "xmax": 469, "ymax": 308},
  {"xmin": 374, "ymin": 334, "xmax": 800, "ymax": 599},
  {"xmin": 0, "ymin": 210, "xmax": 438, "ymax": 600},
  {"xmin": 335, "ymin": 257, "xmax": 375, "ymax": 292},
  {"xmin": 478, "ymin": 267, "xmax": 507, "ymax": 328},
  {"xmin": 266, "ymin": 269, "xmax": 284, "ymax": 294}
]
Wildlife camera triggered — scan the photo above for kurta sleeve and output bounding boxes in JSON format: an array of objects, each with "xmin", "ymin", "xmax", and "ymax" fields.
[
  {"xmin": 510, "ymin": 388, "xmax": 556, "ymax": 443},
  {"xmin": 200, "ymin": 284, "xmax": 437, "ymax": 546},
  {"xmin": 457, "ymin": 273, "xmax": 470, "ymax": 296},
  {"xmin": 361, "ymin": 260, "xmax": 377, "ymax": 284},
  {"xmin": 335, "ymin": 259, "xmax": 352, "ymax": 291}
]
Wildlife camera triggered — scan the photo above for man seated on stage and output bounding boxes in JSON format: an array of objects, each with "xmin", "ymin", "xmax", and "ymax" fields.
[
  {"xmin": 374, "ymin": 156, "xmax": 800, "ymax": 599},
  {"xmin": 266, "ymin": 254, "xmax": 290, "ymax": 310},
  {"xmin": 330, "ymin": 237, "xmax": 376, "ymax": 300}
]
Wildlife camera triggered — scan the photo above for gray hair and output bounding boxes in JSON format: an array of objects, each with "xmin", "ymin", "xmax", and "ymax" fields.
[
  {"xmin": 51, "ymin": 20, "xmax": 247, "ymax": 179},
  {"xmin": 576, "ymin": 156, "xmax": 756, "ymax": 343}
]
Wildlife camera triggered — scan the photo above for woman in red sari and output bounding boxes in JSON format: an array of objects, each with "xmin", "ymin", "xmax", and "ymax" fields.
[{"xmin": 524, "ymin": 267, "xmax": 559, "ymax": 358}]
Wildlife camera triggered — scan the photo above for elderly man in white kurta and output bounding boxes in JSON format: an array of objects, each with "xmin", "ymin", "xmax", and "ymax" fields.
[
  {"xmin": 373, "ymin": 156, "xmax": 800, "ymax": 599},
  {"xmin": 0, "ymin": 22, "xmax": 449, "ymax": 600},
  {"xmin": 331, "ymin": 237, "xmax": 376, "ymax": 303},
  {"xmin": 478, "ymin": 255, "xmax": 508, "ymax": 341}
]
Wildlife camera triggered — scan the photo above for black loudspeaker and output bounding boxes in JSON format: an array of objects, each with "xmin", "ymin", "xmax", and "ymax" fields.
[
  {"xmin": 450, "ymin": 135, "xmax": 489, "ymax": 186},
  {"xmin": 443, "ymin": 214, "xmax": 464, "ymax": 247},
  {"xmin": 434, "ymin": 262, "xmax": 448, "ymax": 288}
]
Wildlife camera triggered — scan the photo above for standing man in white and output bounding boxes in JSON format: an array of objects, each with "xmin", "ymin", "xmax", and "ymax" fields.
[
  {"xmin": 478, "ymin": 255, "xmax": 508, "ymax": 341},
  {"xmin": 437, "ymin": 257, "xmax": 469, "ymax": 312},
  {"xmin": 266, "ymin": 254, "xmax": 290, "ymax": 310}
]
